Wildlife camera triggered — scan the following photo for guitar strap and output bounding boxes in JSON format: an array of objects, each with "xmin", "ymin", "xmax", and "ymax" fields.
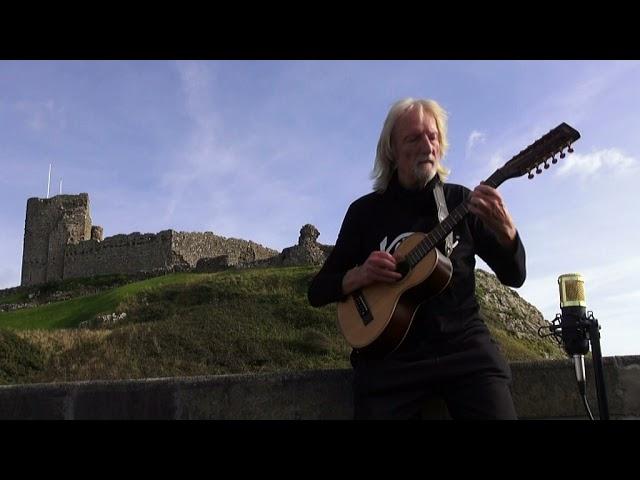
[{"xmin": 433, "ymin": 179, "xmax": 455, "ymax": 257}]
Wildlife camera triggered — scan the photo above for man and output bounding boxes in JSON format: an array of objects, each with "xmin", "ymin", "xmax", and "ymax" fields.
[{"xmin": 307, "ymin": 98, "xmax": 526, "ymax": 419}]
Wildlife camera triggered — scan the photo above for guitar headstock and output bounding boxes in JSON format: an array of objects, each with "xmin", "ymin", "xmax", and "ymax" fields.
[{"xmin": 499, "ymin": 122, "xmax": 581, "ymax": 182}]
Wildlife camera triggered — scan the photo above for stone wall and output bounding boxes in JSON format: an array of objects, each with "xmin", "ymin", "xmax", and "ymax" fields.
[
  {"xmin": 21, "ymin": 194, "xmax": 91, "ymax": 286},
  {"xmin": 171, "ymin": 232, "xmax": 279, "ymax": 268},
  {"xmin": 0, "ymin": 356, "xmax": 637, "ymax": 419},
  {"xmin": 20, "ymin": 191, "xmax": 324, "ymax": 285},
  {"xmin": 62, "ymin": 230, "xmax": 280, "ymax": 279},
  {"xmin": 64, "ymin": 231, "xmax": 175, "ymax": 279}
]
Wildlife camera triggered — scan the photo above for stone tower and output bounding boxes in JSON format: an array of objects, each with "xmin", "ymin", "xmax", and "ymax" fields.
[{"xmin": 21, "ymin": 193, "xmax": 93, "ymax": 286}]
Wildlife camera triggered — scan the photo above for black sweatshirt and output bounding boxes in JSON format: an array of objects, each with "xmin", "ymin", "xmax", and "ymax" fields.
[{"xmin": 308, "ymin": 172, "xmax": 526, "ymax": 344}]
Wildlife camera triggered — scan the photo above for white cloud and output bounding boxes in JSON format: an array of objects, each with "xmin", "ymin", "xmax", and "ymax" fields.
[
  {"xmin": 465, "ymin": 130, "xmax": 486, "ymax": 160},
  {"xmin": 556, "ymin": 148, "xmax": 637, "ymax": 180}
]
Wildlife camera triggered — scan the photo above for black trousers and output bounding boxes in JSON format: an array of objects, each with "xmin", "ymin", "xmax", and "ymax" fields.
[{"xmin": 351, "ymin": 322, "xmax": 518, "ymax": 420}]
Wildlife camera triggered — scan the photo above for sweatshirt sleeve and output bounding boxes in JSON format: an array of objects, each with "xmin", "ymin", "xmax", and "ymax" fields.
[
  {"xmin": 307, "ymin": 202, "xmax": 363, "ymax": 307},
  {"xmin": 465, "ymin": 190, "xmax": 527, "ymax": 288}
]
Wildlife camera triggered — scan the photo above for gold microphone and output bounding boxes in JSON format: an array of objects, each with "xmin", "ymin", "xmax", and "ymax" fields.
[
  {"xmin": 558, "ymin": 273, "xmax": 590, "ymax": 393},
  {"xmin": 558, "ymin": 273, "xmax": 586, "ymax": 309}
]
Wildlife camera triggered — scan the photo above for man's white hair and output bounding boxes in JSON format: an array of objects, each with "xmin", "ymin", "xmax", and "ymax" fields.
[{"xmin": 371, "ymin": 98, "xmax": 450, "ymax": 193}]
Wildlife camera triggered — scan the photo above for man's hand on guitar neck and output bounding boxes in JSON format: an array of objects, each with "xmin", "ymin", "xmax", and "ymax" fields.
[
  {"xmin": 342, "ymin": 250, "xmax": 403, "ymax": 295},
  {"xmin": 468, "ymin": 183, "xmax": 518, "ymax": 251}
]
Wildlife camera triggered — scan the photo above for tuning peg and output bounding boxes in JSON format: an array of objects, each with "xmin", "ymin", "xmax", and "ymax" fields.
[
  {"xmin": 559, "ymin": 151, "xmax": 566, "ymax": 159},
  {"xmin": 536, "ymin": 165, "xmax": 543, "ymax": 174},
  {"xmin": 528, "ymin": 170, "xmax": 534, "ymax": 179},
  {"xmin": 544, "ymin": 160, "xmax": 550, "ymax": 169},
  {"xmin": 567, "ymin": 144, "xmax": 574, "ymax": 153}
]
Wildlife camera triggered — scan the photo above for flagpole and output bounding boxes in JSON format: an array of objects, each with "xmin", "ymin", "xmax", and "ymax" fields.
[{"xmin": 47, "ymin": 163, "xmax": 52, "ymax": 198}]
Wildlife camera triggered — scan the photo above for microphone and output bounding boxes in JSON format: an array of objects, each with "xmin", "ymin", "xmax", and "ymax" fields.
[
  {"xmin": 558, "ymin": 273, "xmax": 590, "ymax": 357},
  {"xmin": 558, "ymin": 273, "xmax": 592, "ymax": 417},
  {"xmin": 539, "ymin": 273, "xmax": 609, "ymax": 419}
]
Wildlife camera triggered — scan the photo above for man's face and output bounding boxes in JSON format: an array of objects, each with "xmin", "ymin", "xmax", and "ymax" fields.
[{"xmin": 391, "ymin": 106, "xmax": 441, "ymax": 190}]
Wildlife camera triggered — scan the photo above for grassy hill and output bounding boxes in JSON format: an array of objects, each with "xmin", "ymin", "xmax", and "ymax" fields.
[{"xmin": 0, "ymin": 266, "xmax": 564, "ymax": 385}]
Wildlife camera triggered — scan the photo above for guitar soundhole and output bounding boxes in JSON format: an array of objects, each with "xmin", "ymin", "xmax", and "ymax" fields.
[{"xmin": 354, "ymin": 291, "xmax": 373, "ymax": 326}]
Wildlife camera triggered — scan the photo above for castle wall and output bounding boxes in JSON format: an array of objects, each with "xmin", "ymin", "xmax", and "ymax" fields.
[
  {"xmin": 20, "ymin": 193, "xmax": 283, "ymax": 285},
  {"xmin": 171, "ymin": 232, "xmax": 279, "ymax": 267},
  {"xmin": 63, "ymin": 231, "xmax": 279, "ymax": 280},
  {"xmin": 63, "ymin": 231, "xmax": 174, "ymax": 279},
  {"xmin": 21, "ymin": 194, "xmax": 91, "ymax": 286}
]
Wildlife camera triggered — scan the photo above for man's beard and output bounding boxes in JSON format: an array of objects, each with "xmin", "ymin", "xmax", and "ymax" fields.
[{"xmin": 412, "ymin": 162, "xmax": 437, "ymax": 189}]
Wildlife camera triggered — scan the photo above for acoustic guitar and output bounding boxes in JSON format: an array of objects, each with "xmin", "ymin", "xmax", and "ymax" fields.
[{"xmin": 337, "ymin": 122, "xmax": 581, "ymax": 358}]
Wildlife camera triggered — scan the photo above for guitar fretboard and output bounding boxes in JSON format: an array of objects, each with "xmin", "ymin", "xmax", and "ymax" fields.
[{"xmin": 404, "ymin": 170, "xmax": 506, "ymax": 268}]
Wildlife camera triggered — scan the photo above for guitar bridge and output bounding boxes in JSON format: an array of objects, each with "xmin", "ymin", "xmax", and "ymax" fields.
[{"xmin": 353, "ymin": 290, "xmax": 373, "ymax": 325}]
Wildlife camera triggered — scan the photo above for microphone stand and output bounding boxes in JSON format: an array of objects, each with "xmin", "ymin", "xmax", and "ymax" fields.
[
  {"xmin": 540, "ymin": 311, "xmax": 610, "ymax": 420},
  {"xmin": 585, "ymin": 312, "xmax": 610, "ymax": 420}
]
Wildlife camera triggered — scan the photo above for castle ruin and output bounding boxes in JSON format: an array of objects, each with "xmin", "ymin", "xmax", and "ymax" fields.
[{"xmin": 20, "ymin": 193, "xmax": 292, "ymax": 286}]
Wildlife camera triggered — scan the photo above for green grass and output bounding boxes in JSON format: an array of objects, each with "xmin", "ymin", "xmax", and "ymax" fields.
[
  {"xmin": 0, "ymin": 330, "xmax": 45, "ymax": 383},
  {"xmin": 0, "ymin": 273, "xmax": 202, "ymax": 330},
  {"xmin": 0, "ymin": 266, "xmax": 348, "ymax": 384},
  {"xmin": 0, "ymin": 292, "xmax": 26, "ymax": 305},
  {"xmin": 0, "ymin": 265, "xmax": 561, "ymax": 385}
]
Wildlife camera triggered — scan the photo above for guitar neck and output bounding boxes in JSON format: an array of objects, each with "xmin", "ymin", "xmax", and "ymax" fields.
[
  {"xmin": 402, "ymin": 121, "xmax": 581, "ymax": 267},
  {"xmin": 406, "ymin": 169, "xmax": 507, "ymax": 267}
]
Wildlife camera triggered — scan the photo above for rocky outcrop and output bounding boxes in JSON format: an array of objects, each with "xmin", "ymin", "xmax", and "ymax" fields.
[
  {"xmin": 258, "ymin": 224, "xmax": 333, "ymax": 268},
  {"xmin": 280, "ymin": 224, "xmax": 330, "ymax": 266},
  {"xmin": 475, "ymin": 269, "xmax": 565, "ymax": 359}
]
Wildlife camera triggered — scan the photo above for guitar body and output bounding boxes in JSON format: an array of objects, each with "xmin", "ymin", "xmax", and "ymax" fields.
[{"xmin": 337, "ymin": 232, "xmax": 453, "ymax": 358}]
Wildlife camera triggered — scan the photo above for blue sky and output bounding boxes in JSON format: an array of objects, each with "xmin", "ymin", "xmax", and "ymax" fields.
[{"xmin": 1, "ymin": 60, "xmax": 638, "ymax": 356}]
